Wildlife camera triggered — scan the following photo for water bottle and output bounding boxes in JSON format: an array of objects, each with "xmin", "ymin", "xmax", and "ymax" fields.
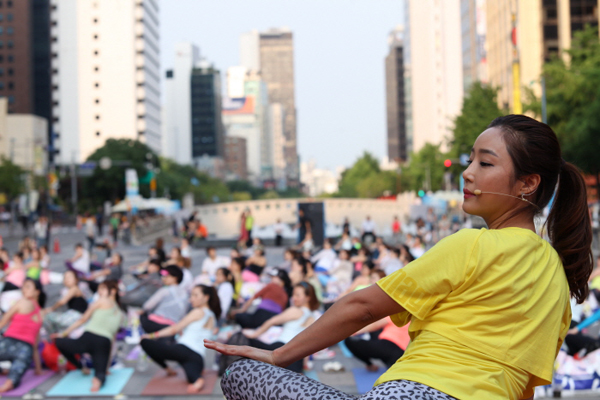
[
  {"xmin": 137, "ymin": 353, "xmax": 148, "ymax": 372},
  {"xmin": 57, "ymin": 355, "xmax": 67, "ymax": 374}
]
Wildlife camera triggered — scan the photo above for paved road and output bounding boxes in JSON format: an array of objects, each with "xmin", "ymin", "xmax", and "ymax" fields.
[{"xmin": 0, "ymin": 225, "xmax": 596, "ymax": 399}]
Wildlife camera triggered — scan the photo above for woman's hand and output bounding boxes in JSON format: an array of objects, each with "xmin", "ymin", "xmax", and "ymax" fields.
[
  {"xmin": 568, "ymin": 327, "xmax": 580, "ymax": 335},
  {"xmin": 204, "ymin": 340, "xmax": 277, "ymax": 365},
  {"xmin": 140, "ymin": 333, "xmax": 152, "ymax": 340}
]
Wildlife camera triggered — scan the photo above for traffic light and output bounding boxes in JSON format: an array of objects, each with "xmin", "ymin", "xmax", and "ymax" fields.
[{"xmin": 444, "ymin": 159, "xmax": 452, "ymax": 168}]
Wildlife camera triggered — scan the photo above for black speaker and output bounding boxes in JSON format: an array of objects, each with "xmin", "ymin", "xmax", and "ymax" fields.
[{"xmin": 298, "ymin": 202, "xmax": 325, "ymax": 247}]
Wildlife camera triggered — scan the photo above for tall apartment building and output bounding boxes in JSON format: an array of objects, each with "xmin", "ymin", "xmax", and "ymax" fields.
[
  {"xmin": 162, "ymin": 43, "xmax": 200, "ymax": 165},
  {"xmin": 404, "ymin": 0, "xmax": 463, "ymax": 152},
  {"xmin": 240, "ymin": 28, "xmax": 298, "ymax": 186},
  {"xmin": 1, "ymin": 0, "xmax": 52, "ymax": 156},
  {"xmin": 224, "ymin": 136, "xmax": 247, "ymax": 181},
  {"xmin": 190, "ymin": 61, "xmax": 224, "ymax": 161},
  {"xmin": 51, "ymin": 0, "xmax": 161, "ymax": 164},
  {"xmin": 385, "ymin": 27, "xmax": 407, "ymax": 163},
  {"xmin": 485, "ymin": 0, "xmax": 598, "ymax": 112},
  {"xmin": 461, "ymin": 0, "xmax": 488, "ymax": 91}
]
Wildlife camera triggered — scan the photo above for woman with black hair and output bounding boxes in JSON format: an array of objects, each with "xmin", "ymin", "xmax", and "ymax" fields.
[
  {"xmin": 0, "ymin": 279, "xmax": 45, "ymax": 392},
  {"xmin": 141, "ymin": 285, "xmax": 221, "ymax": 394},
  {"xmin": 215, "ymin": 267, "xmax": 235, "ymax": 321},
  {"xmin": 54, "ymin": 280, "xmax": 124, "ymax": 393},
  {"xmin": 208, "ymin": 115, "xmax": 592, "ymax": 400}
]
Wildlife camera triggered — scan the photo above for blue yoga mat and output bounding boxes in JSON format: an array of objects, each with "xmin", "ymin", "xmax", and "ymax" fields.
[
  {"xmin": 304, "ymin": 369, "xmax": 320, "ymax": 382},
  {"xmin": 337, "ymin": 341, "xmax": 354, "ymax": 358},
  {"xmin": 352, "ymin": 367, "xmax": 386, "ymax": 394},
  {"xmin": 46, "ymin": 367, "xmax": 134, "ymax": 397}
]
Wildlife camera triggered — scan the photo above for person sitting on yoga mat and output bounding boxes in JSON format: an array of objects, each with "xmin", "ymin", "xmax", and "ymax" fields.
[
  {"xmin": 140, "ymin": 284, "xmax": 221, "ymax": 394},
  {"xmin": 0, "ymin": 279, "xmax": 45, "ymax": 393},
  {"xmin": 206, "ymin": 115, "xmax": 592, "ymax": 400},
  {"xmin": 235, "ymin": 282, "xmax": 319, "ymax": 373},
  {"xmin": 44, "ymin": 270, "xmax": 88, "ymax": 334},
  {"xmin": 139, "ymin": 265, "xmax": 188, "ymax": 334},
  {"xmin": 53, "ymin": 280, "xmax": 124, "ymax": 392}
]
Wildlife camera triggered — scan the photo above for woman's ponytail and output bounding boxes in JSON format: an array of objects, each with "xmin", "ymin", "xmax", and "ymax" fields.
[
  {"xmin": 198, "ymin": 284, "xmax": 222, "ymax": 318},
  {"xmin": 547, "ymin": 162, "xmax": 593, "ymax": 303}
]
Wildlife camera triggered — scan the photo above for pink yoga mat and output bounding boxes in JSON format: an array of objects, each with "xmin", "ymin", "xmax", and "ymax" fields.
[
  {"xmin": 141, "ymin": 369, "xmax": 217, "ymax": 396},
  {"xmin": 0, "ymin": 369, "xmax": 54, "ymax": 397}
]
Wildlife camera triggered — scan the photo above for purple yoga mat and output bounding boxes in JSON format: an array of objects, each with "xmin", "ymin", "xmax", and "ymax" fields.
[{"xmin": 0, "ymin": 370, "xmax": 54, "ymax": 397}]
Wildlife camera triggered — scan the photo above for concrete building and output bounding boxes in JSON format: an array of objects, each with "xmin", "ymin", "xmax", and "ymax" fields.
[
  {"xmin": 224, "ymin": 136, "xmax": 248, "ymax": 181},
  {"xmin": 240, "ymin": 28, "xmax": 298, "ymax": 185},
  {"xmin": 485, "ymin": 0, "xmax": 598, "ymax": 112},
  {"xmin": 226, "ymin": 66, "xmax": 247, "ymax": 98},
  {"xmin": 163, "ymin": 43, "xmax": 200, "ymax": 165},
  {"xmin": 300, "ymin": 160, "xmax": 340, "ymax": 197},
  {"xmin": 461, "ymin": 0, "xmax": 488, "ymax": 91},
  {"xmin": 190, "ymin": 61, "xmax": 224, "ymax": 162},
  {"xmin": 244, "ymin": 71, "xmax": 271, "ymax": 180},
  {"xmin": 51, "ymin": 0, "xmax": 161, "ymax": 164},
  {"xmin": 0, "ymin": 98, "xmax": 47, "ymax": 174},
  {"xmin": 269, "ymin": 102, "xmax": 286, "ymax": 184},
  {"xmin": 404, "ymin": 0, "xmax": 463, "ymax": 152},
  {"xmin": 385, "ymin": 27, "xmax": 407, "ymax": 163}
]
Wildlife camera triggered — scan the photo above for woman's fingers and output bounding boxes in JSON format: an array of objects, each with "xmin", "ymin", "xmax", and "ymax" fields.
[{"xmin": 204, "ymin": 340, "xmax": 274, "ymax": 364}]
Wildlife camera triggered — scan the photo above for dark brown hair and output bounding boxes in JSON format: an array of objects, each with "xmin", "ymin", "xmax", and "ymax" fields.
[
  {"xmin": 296, "ymin": 282, "xmax": 320, "ymax": 311},
  {"xmin": 196, "ymin": 284, "xmax": 222, "ymax": 318},
  {"xmin": 99, "ymin": 279, "xmax": 121, "ymax": 307},
  {"xmin": 488, "ymin": 115, "xmax": 593, "ymax": 303}
]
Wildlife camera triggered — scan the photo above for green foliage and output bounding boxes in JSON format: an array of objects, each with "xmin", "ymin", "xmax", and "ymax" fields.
[
  {"xmin": 355, "ymin": 170, "xmax": 398, "ymax": 198},
  {"xmin": 449, "ymin": 82, "xmax": 504, "ymax": 159},
  {"xmin": 337, "ymin": 152, "xmax": 382, "ymax": 197},
  {"xmin": 259, "ymin": 190, "xmax": 280, "ymax": 200},
  {"xmin": 403, "ymin": 143, "xmax": 446, "ymax": 192},
  {"xmin": 0, "ymin": 157, "xmax": 26, "ymax": 200},
  {"xmin": 232, "ymin": 191, "xmax": 252, "ymax": 201},
  {"xmin": 524, "ymin": 26, "xmax": 600, "ymax": 189}
]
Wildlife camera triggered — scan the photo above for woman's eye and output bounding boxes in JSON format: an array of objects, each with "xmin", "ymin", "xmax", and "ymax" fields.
[
  {"xmin": 480, "ymin": 162, "xmax": 492, "ymax": 167},
  {"xmin": 467, "ymin": 160, "xmax": 473, "ymax": 165}
]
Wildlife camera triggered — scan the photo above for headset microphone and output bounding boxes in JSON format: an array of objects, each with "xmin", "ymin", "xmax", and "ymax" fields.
[{"xmin": 473, "ymin": 190, "xmax": 539, "ymax": 210}]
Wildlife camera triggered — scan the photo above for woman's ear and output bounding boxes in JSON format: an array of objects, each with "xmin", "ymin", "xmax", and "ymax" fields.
[{"xmin": 519, "ymin": 174, "xmax": 541, "ymax": 196}]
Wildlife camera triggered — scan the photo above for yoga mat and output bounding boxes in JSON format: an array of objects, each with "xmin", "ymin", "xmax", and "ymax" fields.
[
  {"xmin": 304, "ymin": 369, "xmax": 320, "ymax": 382},
  {"xmin": 46, "ymin": 367, "xmax": 134, "ymax": 397},
  {"xmin": 0, "ymin": 370, "xmax": 54, "ymax": 397},
  {"xmin": 141, "ymin": 369, "xmax": 217, "ymax": 396},
  {"xmin": 352, "ymin": 367, "xmax": 386, "ymax": 394}
]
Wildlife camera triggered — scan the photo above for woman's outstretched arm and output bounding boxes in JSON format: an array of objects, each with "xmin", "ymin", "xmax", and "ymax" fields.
[{"xmin": 205, "ymin": 284, "xmax": 405, "ymax": 367}]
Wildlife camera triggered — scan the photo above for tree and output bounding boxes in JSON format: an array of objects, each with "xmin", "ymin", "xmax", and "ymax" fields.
[
  {"xmin": 337, "ymin": 152, "xmax": 381, "ymax": 197},
  {"xmin": 355, "ymin": 170, "xmax": 397, "ymax": 198},
  {"xmin": 0, "ymin": 157, "xmax": 25, "ymax": 202},
  {"xmin": 449, "ymin": 82, "xmax": 504, "ymax": 160},
  {"xmin": 403, "ymin": 143, "xmax": 446, "ymax": 192},
  {"xmin": 524, "ymin": 26, "xmax": 600, "ymax": 194}
]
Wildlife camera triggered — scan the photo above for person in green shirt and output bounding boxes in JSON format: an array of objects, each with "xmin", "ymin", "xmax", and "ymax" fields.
[
  {"xmin": 109, "ymin": 214, "xmax": 120, "ymax": 244},
  {"xmin": 245, "ymin": 210, "xmax": 254, "ymax": 247}
]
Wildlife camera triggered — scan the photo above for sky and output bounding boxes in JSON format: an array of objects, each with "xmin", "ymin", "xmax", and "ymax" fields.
[{"xmin": 160, "ymin": 0, "xmax": 404, "ymax": 171}]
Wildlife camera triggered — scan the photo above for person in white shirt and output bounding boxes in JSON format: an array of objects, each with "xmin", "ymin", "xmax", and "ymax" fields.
[
  {"xmin": 409, "ymin": 235, "xmax": 426, "ymax": 259},
  {"xmin": 33, "ymin": 216, "xmax": 49, "ymax": 248},
  {"xmin": 273, "ymin": 219, "xmax": 286, "ymax": 247},
  {"xmin": 311, "ymin": 240, "xmax": 337, "ymax": 274},
  {"xmin": 381, "ymin": 248, "xmax": 404, "ymax": 276},
  {"xmin": 198, "ymin": 247, "xmax": 230, "ymax": 282},
  {"xmin": 180, "ymin": 238, "xmax": 192, "ymax": 258},
  {"xmin": 361, "ymin": 216, "xmax": 376, "ymax": 244},
  {"xmin": 84, "ymin": 214, "xmax": 96, "ymax": 251},
  {"xmin": 65, "ymin": 243, "xmax": 90, "ymax": 277}
]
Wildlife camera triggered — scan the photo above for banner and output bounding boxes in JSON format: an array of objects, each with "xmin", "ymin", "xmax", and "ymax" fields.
[{"xmin": 125, "ymin": 169, "xmax": 139, "ymax": 198}]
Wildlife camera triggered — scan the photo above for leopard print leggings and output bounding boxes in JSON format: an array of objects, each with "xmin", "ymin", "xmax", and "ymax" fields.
[{"xmin": 221, "ymin": 359, "xmax": 457, "ymax": 400}]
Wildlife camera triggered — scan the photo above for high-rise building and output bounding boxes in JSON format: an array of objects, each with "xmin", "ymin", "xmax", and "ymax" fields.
[
  {"xmin": 461, "ymin": 0, "xmax": 488, "ymax": 91},
  {"xmin": 224, "ymin": 136, "xmax": 248, "ymax": 181},
  {"xmin": 240, "ymin": 28, "xmax": 298, "ymax": 185},
  {"xmin": 2, "ymin": 0, "xmax": 52, "ymax": 152},
  {"xmin": 485, "ymin": 0, "xmax": 598, "ymax": 112},
  {"xmin": 385, "ymin": 27, "xmax": 407, "ymax": 163},
  {"xmin": 162, "ymin": 43, "xmax": 200, "ymax": 165},
  {"xmin": 226, "ymin": 66, "xmax": 247, "ymax": 98},
  {"xmin": 191, "ymin": 61, "xmax": 224, "ymax": 163},
  {"xmin": 244, "ymin": 71, "xmax": 271, "ymax": 180},
  {"xmin": 269, "ymin": 103, "xmax": 286, "ymax": 184},
  {"xmin": 51, "ymin": 0, "xmax": 161, "ymax": 164},
  {"xmin": 404, "ymin": 0, "xmax": 463, "ymax": 152}
]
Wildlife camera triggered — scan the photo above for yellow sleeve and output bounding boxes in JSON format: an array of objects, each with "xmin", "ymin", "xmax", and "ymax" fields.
[{"xmin": 377, "ymin": 229, "xmax": 482, "ymax": 322}]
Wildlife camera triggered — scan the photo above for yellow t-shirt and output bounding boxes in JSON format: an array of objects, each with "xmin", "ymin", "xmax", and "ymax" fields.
[{"xmin": 376, "ymin": 228, "xmax": 571, "ymax": 400}]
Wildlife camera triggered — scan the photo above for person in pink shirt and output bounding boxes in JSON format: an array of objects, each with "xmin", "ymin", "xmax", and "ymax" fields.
[{"xmin": 0, "ymin": 279, "xmax": 45, "ymax": 392}]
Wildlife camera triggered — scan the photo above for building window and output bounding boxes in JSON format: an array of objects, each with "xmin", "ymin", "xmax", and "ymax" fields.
[
  {"xmin": 6, "ymin": 27, "xmax": 12, "ymax": 35},
  {"xmin": 6, "ymin": 13, "xmax": 11, "ymax": 21},
  {"xmin": 0, "ymin": 14, "xmax": 3, "ymax": 22},
  {"xmin": 94, "ymin": 66, "xmax": 99, "ymax": 72},
  {"xmin": 51, "ymin": 20, "xmax": 57, "ymax": 26},
  {"xmin": 95, "ymin": 98, "xmax": 100, "ymax": 104},
  {"xmin": 93, "ymin": 18, "xmax": 98, "ymax": 23},
  {"xmin": 6, "ymin": 1, "xmax": 11, "ymax": 8},
  {"xmin": 0, "ymin": 68, "xmax": 4, "ymax": 76},
  {"xmin": 93, "ymin": 50, "xmax": 99, "ymax": 56},
  {"xmin": 7, "ymin": 95, "xmax": 14, "ymax": 104},
  {"xmin": 0, "ymin": 27, "xmax": 4, "ymax": 35},
  {"xmin": 7, "ymin": 81, "xmax": 12, "ymax": 89},
  {"xmin": 51, "ymin": 53, "xmax": 57, "ymax": 58},
  {"xmin": 95, "ymin": 115, "xmax": 100, "ymax": 120},
  {"xmin": 95, "ymin": 131, "xmax": 100, "ymax": 136},
  {"xmin": 94, "ymin": 82, "xmax": 99, "ymax": 88},
  {"xmin": 6, "ymin": 40, "xmax": 12, "ymax": 48},
  {"xmin": 7, "ymin": 68, "xmax": 12, "ymax": 75},
  {"xmin": 0, "ymin": 2, "xmax": 3, "ymax": 8},
  {"xmin": 0, "ymin": 82, "xmax": 4, "ymax": 90},
  {"xmin": 7, "ymin": 55, "xmax": 13, "ymax": 62},
  {"xmin": 50, "ymin": 37, "xmax": 56, "ymax": 43},
  {"xmin": 0, "ymin": 41, "xmax": 3, "ymax": 48},
  {"xmin": 0, "ymin": 55, "xmax": 4, "ymax": 63},
  {"xmin": 93, "ymin": 34, "xmax": 98, "ymax": 39}
]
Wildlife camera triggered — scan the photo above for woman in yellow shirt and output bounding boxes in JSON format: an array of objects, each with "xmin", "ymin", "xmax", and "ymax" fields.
[{"xmin": 206, "ymin": 115, "xmax": 593, "ymax": 400}]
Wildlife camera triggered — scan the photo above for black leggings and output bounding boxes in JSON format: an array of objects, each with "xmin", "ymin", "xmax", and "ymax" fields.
[
  {"xmin": 234, "ymin": 309, "xmax": 277, "ymax": 329},
  {"xmin": 55, "ymin": 332, "xmax": 112, "ymax": 385},
  {"xmin": 141, "ymin": 339, "xmax": 204, "ymax": 383},
  {"xmin": 565, "ymin": 320, "xmax": 600, "ymax": 356},
  {"xmin": 140, "ymin": 313, "xmax": 170, "ymax": 333},
  {"xmin": 247, "ymin": 339, "xmax": 303, "ymax": 373},
  {"xmin": 344, "ymin": 330, "xmax": 405, "ymax": 368}
]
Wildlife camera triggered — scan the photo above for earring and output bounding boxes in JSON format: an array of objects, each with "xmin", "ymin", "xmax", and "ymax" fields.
[{"xmin": 520, "ymin": 193, "xmax": 526, "ymax": 201}]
